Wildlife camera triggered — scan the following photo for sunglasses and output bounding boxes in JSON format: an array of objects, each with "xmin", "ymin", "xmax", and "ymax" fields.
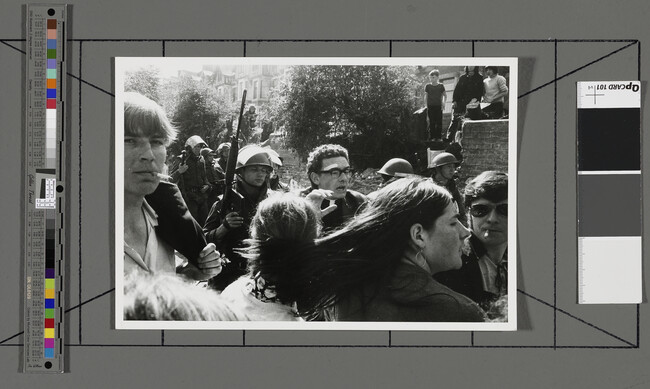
[{"xmin": 469, "ymin": 203, "xmax": 508, "ymax": 218}]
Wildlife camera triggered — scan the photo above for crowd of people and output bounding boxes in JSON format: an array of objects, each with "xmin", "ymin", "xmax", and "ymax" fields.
[
  {"xmin": 121, "ymin": 66, "xmax": 510, "ymax": 323},
  {"xmin": 425, "ymin": 66, "xmax": 509, "ymax": 142}
]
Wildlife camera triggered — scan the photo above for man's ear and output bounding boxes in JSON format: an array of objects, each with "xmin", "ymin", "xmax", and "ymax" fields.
[
  {"xmin": 409, "ymin": 223, "xmax": 425, "ymax": 249},
  {"xmin": 309, "ymin": 172, "xmax": 320, "ymax": 186}
]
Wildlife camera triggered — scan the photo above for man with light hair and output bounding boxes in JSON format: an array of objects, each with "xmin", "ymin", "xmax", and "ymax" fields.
[{"xmin": 123, "ymin": 92, "xmax": 222, "ymax": 280}]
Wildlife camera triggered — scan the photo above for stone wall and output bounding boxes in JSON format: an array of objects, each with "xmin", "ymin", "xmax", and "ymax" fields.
[{"xmin": 458, "ymin": 119, "xmax": 509, "ymax": 186}]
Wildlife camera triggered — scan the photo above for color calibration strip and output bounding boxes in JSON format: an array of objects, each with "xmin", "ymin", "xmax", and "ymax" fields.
[
  {"xmin": 43, "ymin": 202, "xmax": 56, "ymax": 358},
  {"xmin": 577, "ymin": 81, "xmax": 641, "ymax": 304},
  {"xmin": 24, "ymin": 4, "xmax": 67, "ymax": 373},
  {"xmin": 45, "ymin": 18, "xmax": 58, "ymax": 169}
]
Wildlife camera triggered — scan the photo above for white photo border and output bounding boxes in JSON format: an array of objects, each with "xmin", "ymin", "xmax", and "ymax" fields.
[{"xmin": 115, "ymin": 56, "xmax": 518, "ymax": 331}]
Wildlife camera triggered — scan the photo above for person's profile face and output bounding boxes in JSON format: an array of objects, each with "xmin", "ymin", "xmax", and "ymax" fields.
[
  {"xmin": 124, "ymin": 133, "xmax": 166, "ymax": 198},
  {"xmin": 310, "ymin": 156, "xmax": 350, "ymax": 199},
  {"xmin": 470, "ymin": 198, "xmax": 508, "ymax": 248},
  {"xmin": 420, "ymin": 202, "xmax": 470, "ymax": 274}
]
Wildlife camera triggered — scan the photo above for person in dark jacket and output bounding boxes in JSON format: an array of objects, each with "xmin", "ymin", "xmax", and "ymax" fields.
[
  {"xmin": 203, "ymin": 145, "xmax": 279, "ymax": 290},
  {"xmin": 213, "ymin": 142, "xmax": 230, "ymax": 187},
  {"xmin": 200, "ymin": 147, "xmax": 221, "ymax": 210},
  {"xmin": 446, "ymin": 66, "xmax": 484, "ymax": 141},
  {"xmin": 435, "ymin": 171, "xmax": 508, "ymax": 320},
  {"xmin": 294, "ymin": 177, "xmax": 485, "ymax": 322},
  {"xmin": 452, "ymin": 66, "xmax": 484, "ymax": 114},
  {"xmin": 299, "ymin": 144, "xmax": 366, "ymax": 231},
  {"xmin": 171, "ymin": 135, "xmax": 211, "ymax": 225}
]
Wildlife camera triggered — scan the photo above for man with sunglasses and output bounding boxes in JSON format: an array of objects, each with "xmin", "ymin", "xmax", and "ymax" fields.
[
  {"xmin": 435, "ymin": 171, "xmax": 508, "ymax": 315},
  {"xmin": 300, "ymin": 144, "xmax": 367, "ymax": 231}
]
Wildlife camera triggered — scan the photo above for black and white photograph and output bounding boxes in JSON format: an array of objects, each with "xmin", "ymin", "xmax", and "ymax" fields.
[{"xmin": 115, "ymin": 57, "xmax": 517, "ymax": 331}]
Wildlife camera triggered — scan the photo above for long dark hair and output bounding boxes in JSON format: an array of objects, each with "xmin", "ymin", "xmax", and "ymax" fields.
[
  {"xmin": 297, "ymin": 177, "xmax": 453, "ymax": 318},
  {"xmin": 237, "ymin": 193, "xmax": 322, "ymax": 305}
]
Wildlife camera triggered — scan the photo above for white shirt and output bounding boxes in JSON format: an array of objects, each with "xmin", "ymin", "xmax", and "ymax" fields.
[
  {"xmin": 483, "ymin": 75, "xmax": 508, "ymax": 104},
  {"xmin": 220, "ymin": 277, "xmax": 304, "ymax": 321},
  {"xmin": 124, "ymin": 199, "xmax": 176, "ymax": 275}
]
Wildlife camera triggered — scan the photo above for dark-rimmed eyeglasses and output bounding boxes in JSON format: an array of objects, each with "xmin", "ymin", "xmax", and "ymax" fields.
[
  {"xmin": 469, "ymin": 203, "xmax": 508, "ymax": 218},
  {"xmin": 319, "ymin": 168, "xmax": 352, "ymax": 179}
]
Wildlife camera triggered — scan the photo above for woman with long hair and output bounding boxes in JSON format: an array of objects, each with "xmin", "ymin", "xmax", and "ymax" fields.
[
  {"xmin": 299, "ymin": 177, "xmax": 486, "ymax": 322},
  {"xmin": 220, "ymin": 193, "xmax": 322, "ymax": 321}
]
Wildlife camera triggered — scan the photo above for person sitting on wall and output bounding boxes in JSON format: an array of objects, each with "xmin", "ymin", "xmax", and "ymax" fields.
[{"xmin": 481, "ymin": 66, "xmax": 509, "ymax": 119}]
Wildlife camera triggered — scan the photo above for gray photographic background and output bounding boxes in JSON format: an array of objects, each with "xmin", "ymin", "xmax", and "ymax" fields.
[{"xmin": 1, "ymin": 0, "xmax": 649, "ymax": 388}]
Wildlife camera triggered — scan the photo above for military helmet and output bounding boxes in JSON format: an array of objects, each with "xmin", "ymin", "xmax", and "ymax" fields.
[
  {"xmin": 377, "ymin": 158, "xmax": 414, "ymax": 178},
  {"xmin": 431, "ymin": 152, "xmax": 459, "ymax": 168},
  {"xmin": 185, "ymin": 135, "xmax": 207, "ymax": 148},
  {"xmin": 236, "ymin": 145, "xmax": 274, "ymax": 170},
  {"xmin": 200, "ymin": 147, "xmax": 214, "ymax": 158}
]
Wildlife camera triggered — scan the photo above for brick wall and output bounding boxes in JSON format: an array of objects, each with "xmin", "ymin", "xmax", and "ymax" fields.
[{"xmin": 458, "ymin": 119, "xmax": 509, "ymax": 187}]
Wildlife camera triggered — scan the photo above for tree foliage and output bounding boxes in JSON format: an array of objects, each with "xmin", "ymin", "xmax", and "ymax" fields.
[
  {"xmin": 268, "ymin": 65, "xmax": 422, "ymax": 168},
  {"xmin": 160, "ymin": 75, "xmax": 234, "ymax": 156},
  {"xmin": 124, "ymin": 66, "xmax": 161, "ymax": 103}
]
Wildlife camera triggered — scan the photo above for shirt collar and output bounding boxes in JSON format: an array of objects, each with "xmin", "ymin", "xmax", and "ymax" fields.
[{"xmin": 141, "ymin": 198, "xmax": 159, "ymax": 228}]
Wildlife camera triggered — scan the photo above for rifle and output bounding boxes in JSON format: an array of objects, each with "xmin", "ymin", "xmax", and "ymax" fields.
[{"xmin": 220, "ymin": 90, "xmax": 247, "ymax": 216}]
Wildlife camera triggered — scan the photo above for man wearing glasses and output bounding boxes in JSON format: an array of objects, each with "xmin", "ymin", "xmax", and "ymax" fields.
[
  {"xmin": 300, "ymin": 144, "xmax": 367, "ymax": 231},
  {"xmin": 435, "ymin": 171, "xmax": 508, "ymax": 315}
]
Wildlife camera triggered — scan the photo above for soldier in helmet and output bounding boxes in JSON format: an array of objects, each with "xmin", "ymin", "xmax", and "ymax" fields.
[
  {"xmin": 377, "ymin": 158, "xmax": 415, "ymax": 187},
  {"xmin": 170, "ymin": 135, "xmax": 211, "ymax": 225},
  {"xmin": 209, "ymin": 142, "xmax": 231, "ymax": 199},
  {"xmin": 203, "ymin": 145, "xmax": 279, "ymax": 290},
  {"xmin": 431, "ymin": 152, "xmax": 466, "ymax": 224}
]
